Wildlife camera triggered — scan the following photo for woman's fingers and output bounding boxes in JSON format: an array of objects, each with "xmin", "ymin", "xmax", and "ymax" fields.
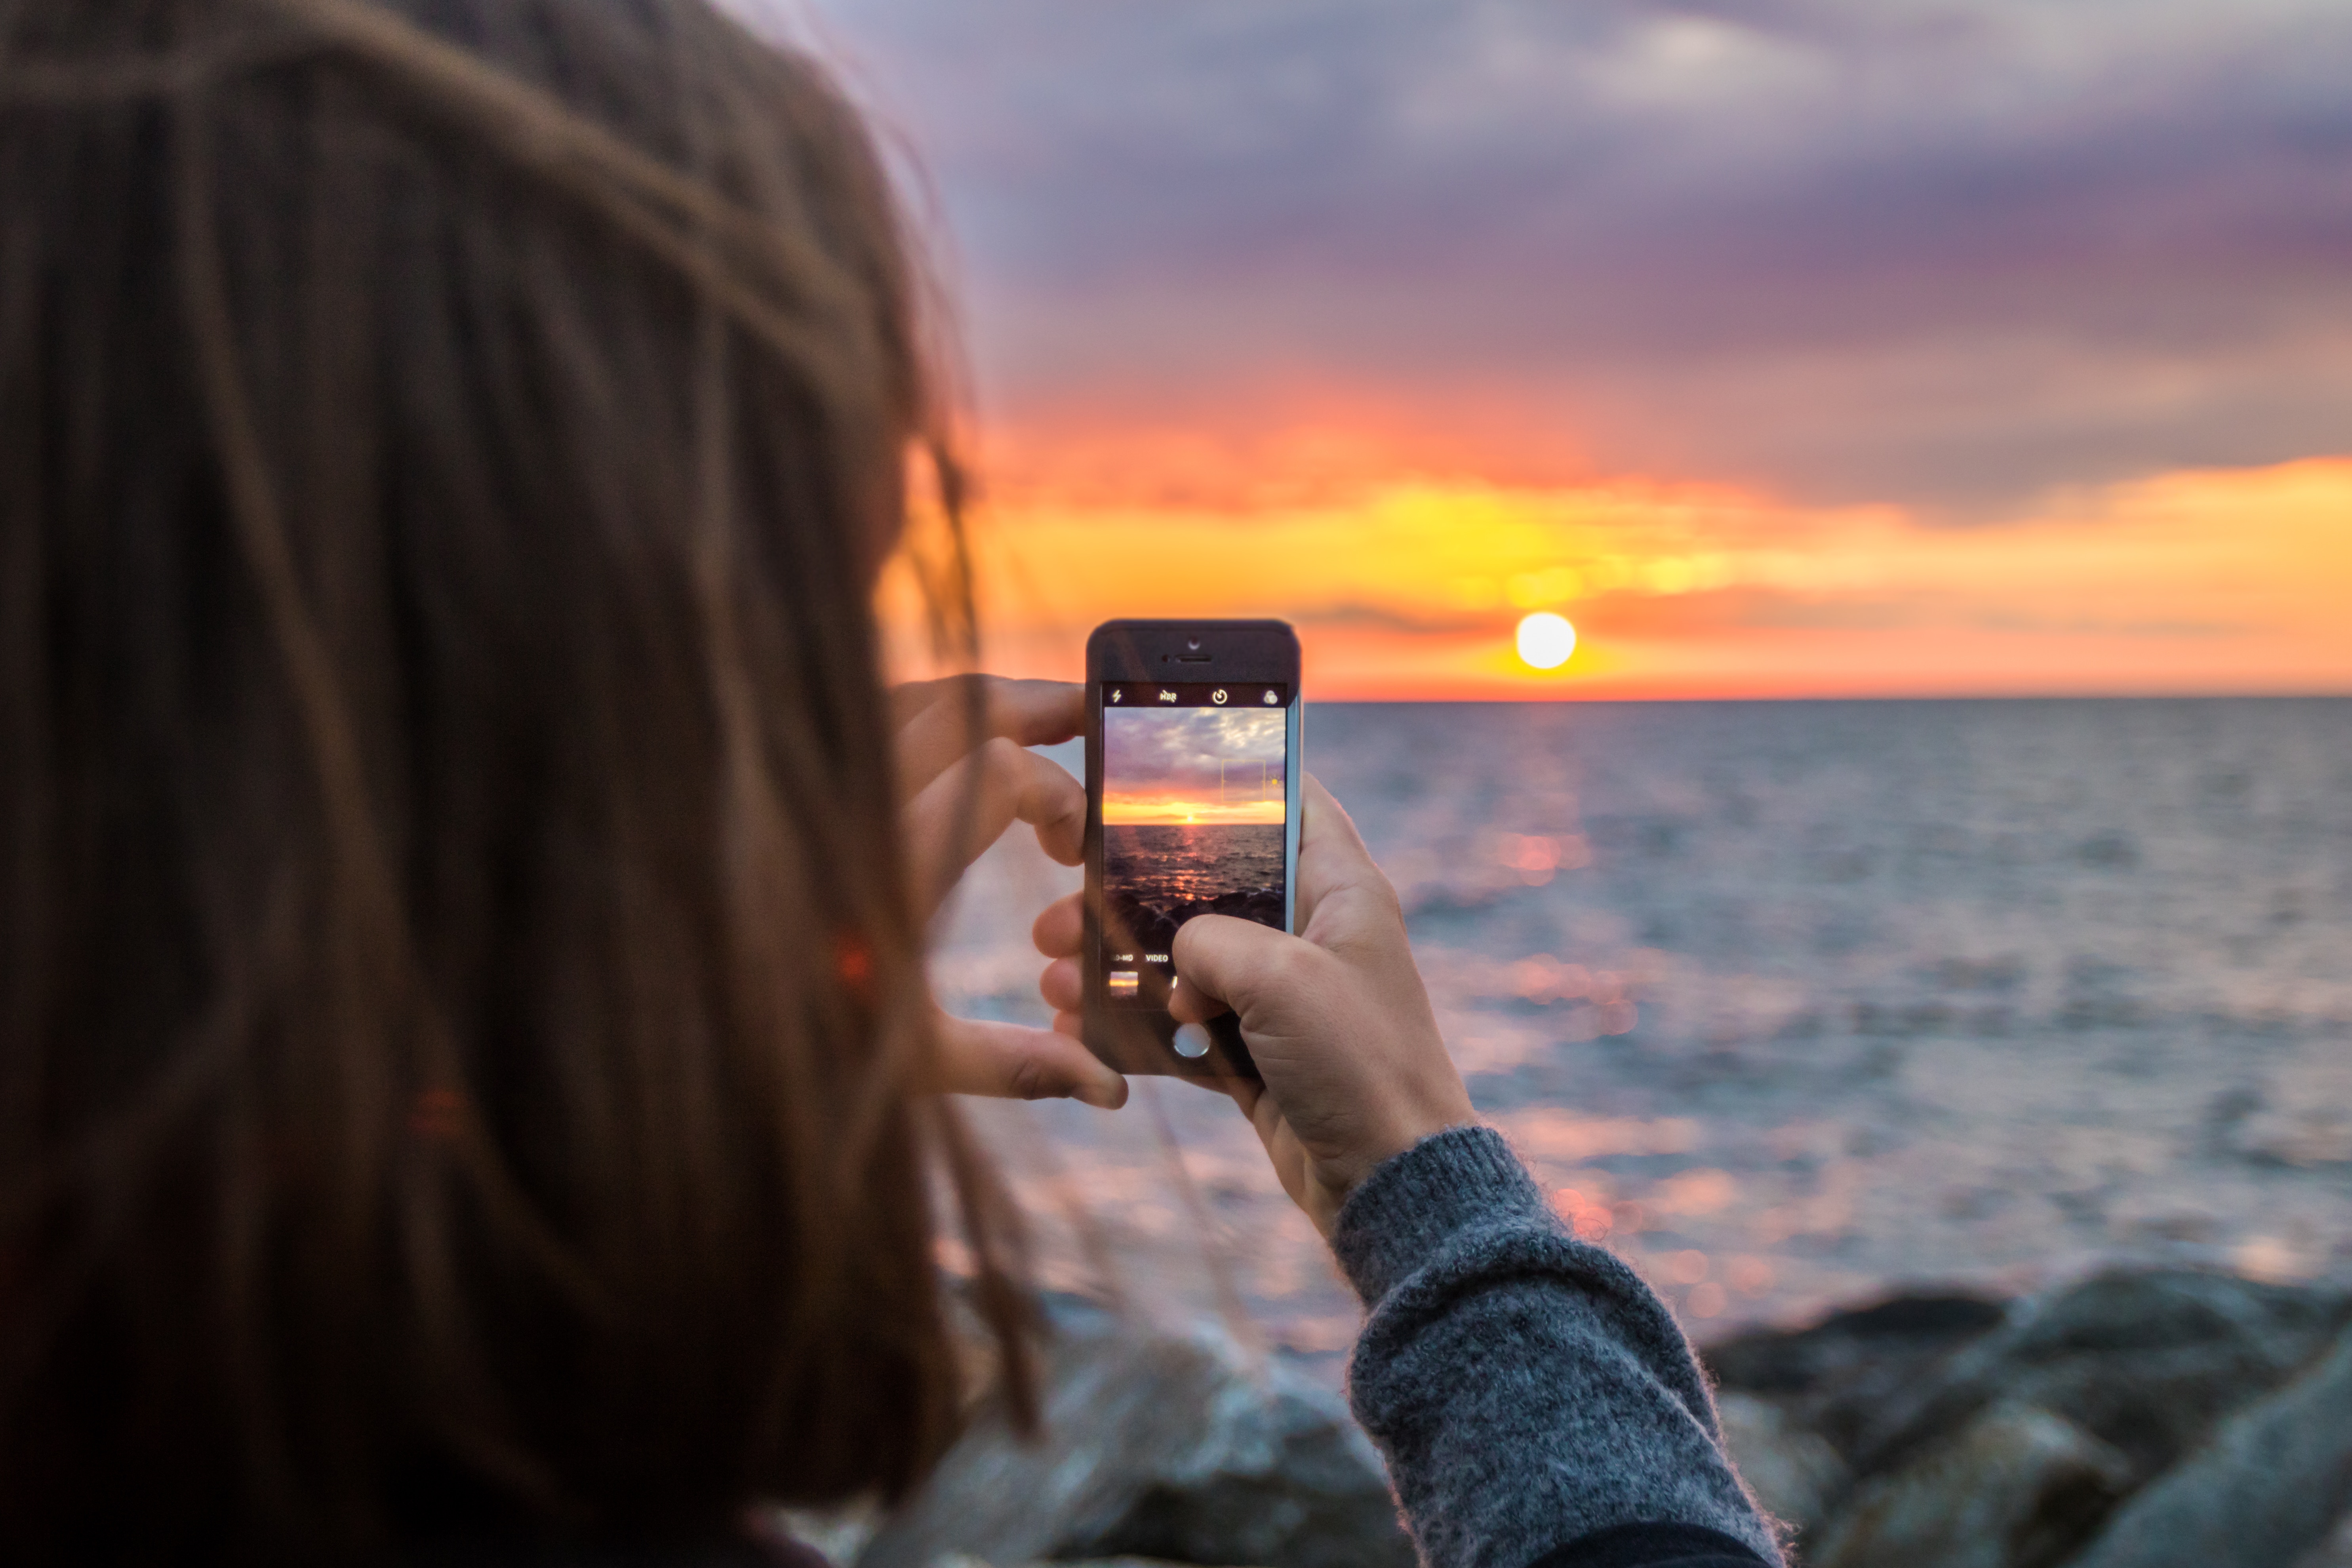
[
  {"xmin": 893, "ymin": 672, "xmax": 1072, "ymax": 738},
  {"xmin": 1290, "ymin": 774, "xmax": 1400, "ymax": 942},
  {"xmin": 1166, "ymin": 974, "xmax": 1233, "ymax": 1025},
  {"xmin": 1168, "ymin": 913, "xmax": 1325, "ymax": 1025},
  {"xmin": 1038, "ymin": 901, "xmax": 1231, "ymax": 1022},
  {"xmin": 889, "ymin": 679, "xmax": 1108, "ymax": 1105},
  {"xmin": 892, "ymin": 676, "xmax": 1083, "ymax": 798},
  {"xmin": 1038, "ymin": 955, "xmax": 1084, "ymax": 1014},
  {"xmin": 904, "ymin": 737, "xmax": 1084, "ymax": 917},
  {"xmin": 1160, "ymin": 783, "xmax": 1387, "ymax": 1019},
  {"xmin": 933, "ymin": 1012, "xmax": 1127, "ymax": 1109},
  {"xmin": 1032, "ymin": 892, "xmax": 1084, "ymax": 959},
  {"xmin": 1034, "ymin": 900, "xmax": 1086, "ymax": 1023}
]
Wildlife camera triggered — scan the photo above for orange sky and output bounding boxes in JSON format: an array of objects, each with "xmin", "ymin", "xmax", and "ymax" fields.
[
  {"xmin": 881, "ymin": 414, "xmax": 2352, "ymax": 701},
  {"xmin": 1102, "ymin": 794, "xmax": 1287, "ymax": 826},
  {"xmin": 821, "ymin": 0, "xmax": 2352, "ymax": 704}
]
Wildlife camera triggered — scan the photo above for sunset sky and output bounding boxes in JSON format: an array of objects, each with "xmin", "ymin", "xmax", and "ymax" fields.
[
  {"xmin": 1103, "ymin": 707, "xmax": 1287, "ymax": 825},
  {"xmin": 777, "ymin": 0, "xmax": 2352, "ymax": 699}
]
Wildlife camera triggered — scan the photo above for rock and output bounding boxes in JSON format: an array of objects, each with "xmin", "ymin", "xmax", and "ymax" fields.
[
  {"xmin": 2065, "ymin": 1322, "xmax": 2352, "ymax": 1568},
  {"xmin": 2295, "ymin": 1513, "xmax": 2352, "ymax": 1568},
  {"xmin": 771, "ymin": 1504, "xmax": 878, "ymax": 1565},
  {"xmin": 1706, "ymin": 1292, "xmax": 2007, "ymax": 1462},
  {"xmin": 1716, "ymin": 1392, "xmax": 1847, "ymax": 1534},
  {"xmin": 1707, "ymin": 1271, "xmax": 2352, "ymax": 1561},
  {"xmin": 856, "ymin": 1297, "xmax": 1412, "ymax": 1568},
  {"xmin": 1844, "ymin": 1269, "xmax": 2350, "ymax": 1486},
  {"xmin": 1808, "ymin": 1402, "xmax": 2133, "ymax": 1568},
  {"xmin": 942, "ymin": 1560, "xmax": 1239, "ymax": 1568}
]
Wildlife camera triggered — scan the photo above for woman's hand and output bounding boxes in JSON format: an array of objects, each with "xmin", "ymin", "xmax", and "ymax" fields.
[
  {"xmin": 1035, "ymin": 775, "xmax": 1474, "ymax": 1235},
  {"xmin": 894, "ymin": 676, "xmax": 1127, "ymax": 1109}
]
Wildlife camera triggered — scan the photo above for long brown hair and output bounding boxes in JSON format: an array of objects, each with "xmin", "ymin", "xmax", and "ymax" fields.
[{"xmin": 0, "ymin": 0, "xmax": 1024, "ymax": 1556}]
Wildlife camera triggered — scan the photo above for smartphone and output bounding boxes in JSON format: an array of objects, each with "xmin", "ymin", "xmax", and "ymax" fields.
[{"xmin": 1082, "ymin": 619, "xmax": 1303, "ymax": 1078}]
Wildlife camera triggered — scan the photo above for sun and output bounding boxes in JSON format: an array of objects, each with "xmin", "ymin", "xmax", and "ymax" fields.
[{"xmin": 1516, "ymin": 612, "xmax": 1577, "ymax": 671}]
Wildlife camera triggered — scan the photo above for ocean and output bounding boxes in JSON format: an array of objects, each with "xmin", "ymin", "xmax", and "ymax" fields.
[
  {"xmin": 933, "ymin": 698, "xmax": 2352, "ymax": 1377},
  {"xmin": 1101, "ymin": 822, "xmax": 1287, "ymax": 960}
]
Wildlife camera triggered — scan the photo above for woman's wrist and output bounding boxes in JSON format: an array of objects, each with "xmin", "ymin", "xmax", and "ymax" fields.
[
  {"xmin": 1328, "ymin": 1124, "xmax": 1545, "ymax": 1307},
  {"xmin": 1326, "ymin": 1097, "xmax": 1480, "ymax": 1206}
]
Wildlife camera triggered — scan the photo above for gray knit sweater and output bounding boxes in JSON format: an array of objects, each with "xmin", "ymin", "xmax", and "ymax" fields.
[{"xmin": 1333, "ymin": 1125, "xmax": 1784, "ymax": 1568}]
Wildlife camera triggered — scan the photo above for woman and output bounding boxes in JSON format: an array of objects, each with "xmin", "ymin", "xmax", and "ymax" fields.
[{"xmin": 0, "ymin": 1, "xmax": 1778, "ymax": 1564}]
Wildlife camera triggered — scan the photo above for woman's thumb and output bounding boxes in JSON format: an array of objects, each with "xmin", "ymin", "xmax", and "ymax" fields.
[{"xmin": 1171, "ymin": 913, "xmax": 1305, "ymax": 1025}]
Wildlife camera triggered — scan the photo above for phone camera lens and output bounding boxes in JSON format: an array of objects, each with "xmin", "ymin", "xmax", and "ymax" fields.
[{"xmin": 1186, "ymin": 637, "xmax": 1201, "ymax": 651}]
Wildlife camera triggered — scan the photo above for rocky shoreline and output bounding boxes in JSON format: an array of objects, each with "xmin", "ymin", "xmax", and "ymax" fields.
[
  {"xmin": 788, "ymin": 1267, "xmax": 2352, "ymax": 1568},
  {"xmin": 1709, "ymin": 1269, "xmax": 2352, "ymax": 1566}
]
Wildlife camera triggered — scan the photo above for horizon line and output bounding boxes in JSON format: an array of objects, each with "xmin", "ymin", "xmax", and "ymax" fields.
[{"xmin": 1284, "ymin": 687, "xmax": 2352, "ymax": 704}]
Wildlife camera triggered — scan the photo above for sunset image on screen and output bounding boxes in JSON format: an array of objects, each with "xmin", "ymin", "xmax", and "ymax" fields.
[
  {"xmin": 1102, "ymin": 707, "xmax": 1287, "ymax": 826},
  {"xmin": 1099, "ymin": 702, "xmax": 1291, "ymax": 998}
]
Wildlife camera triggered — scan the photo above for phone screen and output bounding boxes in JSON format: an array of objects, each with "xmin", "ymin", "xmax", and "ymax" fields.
[{"xmin": 1097, "ymin": 682, "xmax": 1292, "ymax": 1010}]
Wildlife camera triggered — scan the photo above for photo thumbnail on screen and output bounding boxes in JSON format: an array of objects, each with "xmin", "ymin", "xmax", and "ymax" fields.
[{"xmin": 1100, "ymin": 684, "xmax": 1289, "ymax": 1006}]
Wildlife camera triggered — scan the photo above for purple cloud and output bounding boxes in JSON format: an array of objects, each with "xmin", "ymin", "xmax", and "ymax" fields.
[
  {"xmin": 1105, "ymin": 706, "xmax": 1287, "ymax": 796},
  {"xmin": 766, "ymin": 0, "xmax": 2352, "ymax": 510}
]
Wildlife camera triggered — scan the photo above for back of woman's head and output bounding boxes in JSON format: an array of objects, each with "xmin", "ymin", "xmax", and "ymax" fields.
[{"xmin": 0, "ymin": 0, "xmax": 1019, "ymax": 1556}]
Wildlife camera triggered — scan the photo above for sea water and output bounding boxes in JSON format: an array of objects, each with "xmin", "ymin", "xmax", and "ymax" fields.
[
  {"xmin": 1103, "ymin": 823, "xmax": 1286, "ymax": 918},
  {"xmin": 933, "ymin": 698, "xmax": 2352, "ymax": 1376}
]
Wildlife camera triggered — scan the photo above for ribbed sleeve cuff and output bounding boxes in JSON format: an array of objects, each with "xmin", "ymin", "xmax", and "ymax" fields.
[{"xmin": 1331, "ymin": 1123, "xmax": 1554, "ymax": 1307}]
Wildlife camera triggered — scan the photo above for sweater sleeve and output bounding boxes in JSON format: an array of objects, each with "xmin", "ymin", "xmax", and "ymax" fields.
[{"xmin": 1331, "ymin": 1125, "xmax": 1784, "ymax": 1568}]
